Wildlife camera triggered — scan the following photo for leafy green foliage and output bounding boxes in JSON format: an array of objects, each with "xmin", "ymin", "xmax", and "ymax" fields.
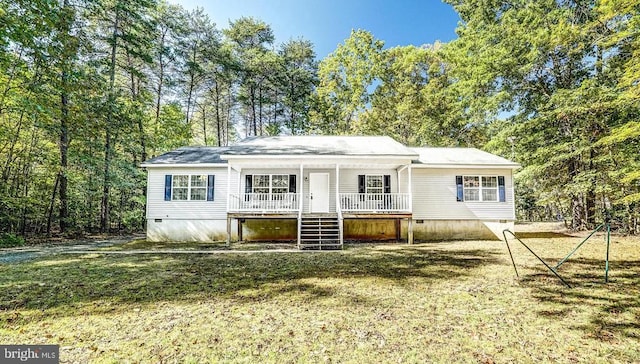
[
  {"xmin": 313, "ymin": 30, "xmax": 384, "ymax": 134},
  {"xmin": 0, "ymin": 233, "xmax": 25, "ymax": 247},
  {"xmin": 0, "ymin": 2, "xmax": 318, "ymax": 237},
  {"xmin": 445, "ymin": 0, "xmax": 640, "ymax": 231},
  {"xmin": 1, "ymin": 0, "xmax": 638, "ymax": 236}
]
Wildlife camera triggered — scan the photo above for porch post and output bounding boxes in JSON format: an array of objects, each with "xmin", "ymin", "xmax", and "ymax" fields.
[
  {"xmin": 226, "ymin": 164, "xmax": 232, "ymax": 245},
  {"xmin": 298, "ymin": 164, "xmax": 303, "ymax": 247},
  {"xmin": 408, "ymin": 165, "xmax": 413, "ymax": 212},
  {"xmin": 299, "ymin": 164, "xmax": 304, "ymax": 212},
  {"xmin": 336, "ymin": 164, "xmax": 343, "ymax": 247},
  {"xmin": 226, "ymin": 164, "xmax": 231, "ymax": 212},
  {"xmin": 237, "ymin": 167, "xmax": 242, "ymax": 196},
  {"xmin": 408, "ymin": 165, "xmax": 413, "ymax": 244},
  {"xmin": 335, "ymin": 164, "xmax": 340, "ymax": 213}
]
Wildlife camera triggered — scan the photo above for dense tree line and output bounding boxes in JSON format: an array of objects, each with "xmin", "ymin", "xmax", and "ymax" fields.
[
  {"xmin": 0, "ymin": 0, "xmax": 317, "ymax": 236},
  {"xmin": 312, "ymin": 1, "xmax": 639, "ymax": 232},
  {"xmin": 1, "ymin": 0, "xmax": 638, "ymax": 237}
]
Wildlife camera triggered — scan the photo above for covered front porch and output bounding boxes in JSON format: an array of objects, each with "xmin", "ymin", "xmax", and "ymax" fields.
[{"xmin": 224, "ymin": 160, "xmax": 414, "ymax": 248}]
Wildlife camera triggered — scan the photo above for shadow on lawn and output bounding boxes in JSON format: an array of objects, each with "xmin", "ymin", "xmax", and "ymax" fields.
[
  {"xmin": 511, "ymin": 231, "xmax": 574, "ymax": 239},
  {"xmin": 524, "ymin": 258, "xmax": 640, "ymax": 340},
  {"xmin": 0, "ymin": 246, "xmax": 500, "ymax": 316}
]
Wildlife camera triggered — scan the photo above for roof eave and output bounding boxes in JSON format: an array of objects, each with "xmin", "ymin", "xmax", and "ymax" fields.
[
  {"xmin": 412, "ymin": 163, "xmax": 521, "ymax": 169},
  {"xmin": 140, "ymin": 163, "xmax": 228, "ymax": 168},
  {"xmin": 220, "ymin": 154, "xmax": 419, "ymax": 160}
]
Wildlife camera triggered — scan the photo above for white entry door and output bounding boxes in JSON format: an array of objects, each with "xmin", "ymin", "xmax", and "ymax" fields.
[{"xmin": 309, "ymin": 173, "xmax": 330, "ymax": 213}]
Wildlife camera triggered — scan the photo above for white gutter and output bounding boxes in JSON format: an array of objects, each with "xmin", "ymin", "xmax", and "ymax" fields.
[
  {"xmin": 411, "ymin": 163, "xmax": 521, "ymax": 169},
  {"xmin": 140, "ymin": 163, "xmax": 228, "ymax": 168},
  {"xmin": 221, "ymin": 154, "xmax": 418, "ymax": 160}
]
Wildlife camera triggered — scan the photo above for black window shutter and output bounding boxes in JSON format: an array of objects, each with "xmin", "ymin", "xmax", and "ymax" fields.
[
  {"xmin": 456, "ymin": 175, "xmax": 464, "ymax": 202},
  {"xmin": 245, "ymin": 175, "xmax": 252, "ymax": 201},
  {"xmin": 207, "ymin": 175, "xmax": 215, "ymax": 201},
  {"xmin": 383, "ymin": 175, "xmax": 391, "ymax": 193},
  {"xmin": 358, "ymin": 175, "xmax": 365, "ymax": 194},
  {"xmin": 164, "ymin": 175, "xmax": 172, "ymax": 201},
  {"xmin": 498, "ymin": 176, "xmax": 506, "ymax": 202},
  {"xmin": 289, "ymin": 175, "xmax": 296, "ymax": 193},
  {"xmin": 245, "ymin": 175, "xmax": 252, "ymax": 193}
]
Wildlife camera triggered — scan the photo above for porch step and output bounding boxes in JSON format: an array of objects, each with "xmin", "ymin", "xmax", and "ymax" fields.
[{"xmin": 299, "ymin": 215, "xmax": 342, "ymax": 250}]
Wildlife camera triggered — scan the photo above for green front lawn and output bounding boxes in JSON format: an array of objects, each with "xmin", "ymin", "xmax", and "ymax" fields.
[{"xmin": 1, "ymin": 235, "xmax": 638, "ymax": 363}]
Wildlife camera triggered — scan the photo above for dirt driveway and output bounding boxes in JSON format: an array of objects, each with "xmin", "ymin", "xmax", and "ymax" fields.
[{"xmin": 0, "ymin": 237, "xmax": 133, "ymax": 264}]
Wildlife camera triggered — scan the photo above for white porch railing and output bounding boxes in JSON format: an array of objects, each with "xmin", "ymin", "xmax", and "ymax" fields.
[
  {"xmin": 339, "ymin": 193, "xmax": 411, "ymax": 212},
  {"xmin": 229, "ymin": 193, "xmax": 299, "ymax": 212}
]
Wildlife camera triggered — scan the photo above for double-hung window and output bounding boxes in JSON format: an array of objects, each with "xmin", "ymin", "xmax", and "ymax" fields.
[
  {"xmin": 459, "ymin": 175, "xmax": 500, "ymax": 202},
  {"xmin": 245, "ymin": 174, "xmax": 296, "ymax": 202},
  {"xmin": 252, "ymin": 175, "xmax": 271, "ymax": 194},
  {"xmin": 251, "ymin": 174, "xmax": 289, "ymax": 195},
  {"xmin": 357, "ymin": 174, "xmax": 391, "ymax": 203},
  {"xmin": 172, "ymin": 175, "xmax": 207, "ymax": 201},
  {"xmin": 165, "ymin": 174, "xmax": 215, "ymax": 201},
  {"xmin": 366, "ymin": 175, "xmax": 384, "ymax": 200}
]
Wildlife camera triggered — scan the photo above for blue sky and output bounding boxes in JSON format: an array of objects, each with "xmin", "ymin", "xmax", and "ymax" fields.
[{"xmin": 172, "ymin": 0, "xmax": 461, "ymax": 59}]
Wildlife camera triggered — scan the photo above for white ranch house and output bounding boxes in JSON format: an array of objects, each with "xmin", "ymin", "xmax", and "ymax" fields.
[{"xmin": 141, "ymin": 136, "xmax": 520, "ymax": 249}]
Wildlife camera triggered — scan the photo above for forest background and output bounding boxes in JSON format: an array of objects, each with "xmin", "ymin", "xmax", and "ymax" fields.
[{"xmin": 0, "ymin": 0, "xmax": 638, "ymax": 241}]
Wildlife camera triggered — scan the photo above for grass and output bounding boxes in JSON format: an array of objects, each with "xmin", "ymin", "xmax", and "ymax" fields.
[
  {"xmin": 0, "ymin": 232, "xmax": 639, "ymax": 363},
  {"xmin": 102, "ymin": 239, "xmax": 297, "ymax": 251}
]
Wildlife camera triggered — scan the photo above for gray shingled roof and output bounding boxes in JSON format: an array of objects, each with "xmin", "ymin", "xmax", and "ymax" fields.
[
  {"xmin": 142, "ymin": 139, "xmax": 518, "ymax": 167},
  {"xmin": 412, "ymin": 147, "xmax": 520, "ymax": 167},
  {"xmin": 222, "ymin": 136, "xmax": 418, "ymax": 157},
  {"xmin": 141, "ymin": 146, "xmax": 229, "ymax": 165}
]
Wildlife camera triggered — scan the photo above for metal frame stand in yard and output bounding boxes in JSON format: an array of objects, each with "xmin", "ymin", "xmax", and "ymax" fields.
[{"xmin": 502, "ymin": 218, "xmax": 612, "ymax": 288}]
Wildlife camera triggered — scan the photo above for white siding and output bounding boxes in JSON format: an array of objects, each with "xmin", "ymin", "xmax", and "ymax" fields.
[
  {"xmin": 147, "ymin": 219, "xmax": 233, "ymax": 242},
  {"xmin": 398, "ymin": 167, "xmax": 411, "ymax": 194},
  {"xmin": 146, "ymin": 167, "xmax": 232, "ymax": 220},
  {"xmin": 412, "ymin": 168, "xmax": 515, "ymax": 220},
  {"xmin": 338, "ymin": 168, "xmax": 399, "ymax": 194},
  {"xmin": 411, "ymin": 220, "xmax": 514, "ymax": 240}
]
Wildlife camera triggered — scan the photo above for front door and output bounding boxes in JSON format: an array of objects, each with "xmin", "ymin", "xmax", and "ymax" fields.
[{"xmin": 309, "ymin": 173, "xmax": 330, "ymax": 213}]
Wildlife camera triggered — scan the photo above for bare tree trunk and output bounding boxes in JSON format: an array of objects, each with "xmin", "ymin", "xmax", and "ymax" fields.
[
  {"xmin": 201, "ymin": 104, "xmax": 208, "ymax": 145},
  {"xmin": 47, "ymin": 174, "xmax": 60, "ymax": 236},
  {"xmin": 226, "ymin": 83, "xmax": 233, "ymax": 145},
  {"xmin": 251, "ymin": 84, "xmax": 257, "ymax": 136},
  {"xmin": 154, "ymin": 31, "xmax": 166, "ymax": 135},
  {"xmin": 185, "ymin": 42, "xmax": 199, "ymax": 126},
  {"xmin": 214, "ymin": 82, "xmax": 222, "ymax": 147},
  {"xmin": 2, "ymin": 111, "xmax": 25, "ymax": 183},
  {"xmin": 290, "ymin": 83, "xmax": 295, "ymax": 134},
  {"xmin": 101, "ymin": 8, "xmax": 119, "ymax": 233},
  {"xmin": 186, "ymin": 76, "xmax": 194, "ymax": 126},
  {"xmin": 58, "ymin": 0, "xmax": 72, "ymax": 232},
  {"xmin": 59, "ymin": 78, "xmax": 69, "ymax": 232},
  {"xmin": 258, "ymin": 85, "xmax": 263, "ymax": 136},
  {"xmin": 568, "ymin": 157, "xmax": 585, "ymax": 230},
  {"xmin": 586, "ymin": 149, "xmax": 596, "ymax": 227}
]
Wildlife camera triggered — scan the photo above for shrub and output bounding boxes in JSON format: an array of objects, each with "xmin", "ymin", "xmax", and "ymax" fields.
[{"xmin": 0, "ymin": 233, "xmax": 26, "ymax": 248}]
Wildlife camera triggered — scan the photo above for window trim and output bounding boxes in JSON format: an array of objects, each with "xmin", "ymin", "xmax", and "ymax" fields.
[
  {"xmin": 172, "ymin": 174, "xmax": 207, "ymax": 201},
  {"xmin": 365, "ymin": 174, "xmax": 384, "ymax": 200},
  {"xmin": 250, "ymin": 174, "xmax": 290, "ymax": 195},
  {"xmin": 462, "ymin": 175, "xmax": 499, "ymax": 202}
]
